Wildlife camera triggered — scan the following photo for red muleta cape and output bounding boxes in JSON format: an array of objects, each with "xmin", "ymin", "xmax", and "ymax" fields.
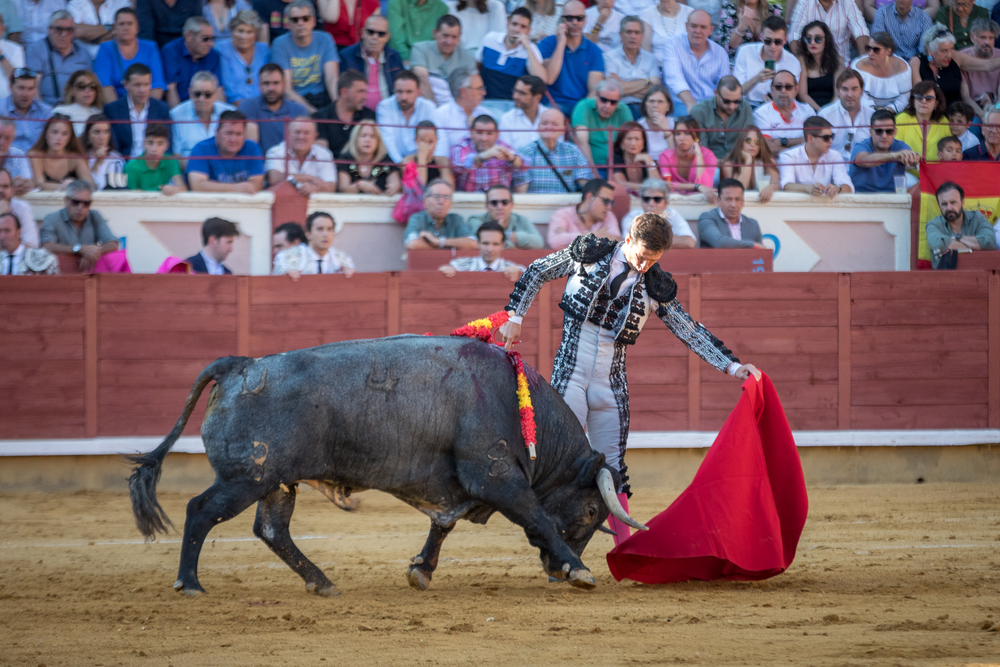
[{"xmin": 606, "ymin": 373, "xmax": 808, "ymax": 584}]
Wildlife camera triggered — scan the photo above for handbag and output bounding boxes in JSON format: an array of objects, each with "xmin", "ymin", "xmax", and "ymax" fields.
[{"xmin": 392, "ymin": 161, "xmax": 426, "ymax": 224}]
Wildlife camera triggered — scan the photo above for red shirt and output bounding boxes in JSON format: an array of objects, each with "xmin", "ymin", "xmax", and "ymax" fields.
[{"xmin": 323, "ymin": 0, "xmax": 380, "ymax": 47}]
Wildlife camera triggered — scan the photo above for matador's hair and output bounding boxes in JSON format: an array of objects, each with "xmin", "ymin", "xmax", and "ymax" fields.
[{"xmin": 629, "ymin": 212, "xmax": 672, "ymax": 253}]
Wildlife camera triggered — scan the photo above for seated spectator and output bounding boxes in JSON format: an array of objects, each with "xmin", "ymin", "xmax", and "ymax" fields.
[
  {"xmin": 849, "ymin": 108, "xmax": 921, "ymax": 192},
  {"xmin": 40, "ymin": 180, "xmax": 119, "ymax": 272},
  {"xmin": 237, "ymin": 63, "xmax": 308, "ymax": 155},
  {"xmin": 697, "ymin": 178, "xmax": 764, "ymax": 248},
  {"xmin": 947, "ymin": 101, "xmax": 980, "ymax": 151},
  {"xmin": 29, "ymin": 115, "xmax": 94, "ymax": 191},
  {"xmin": 186, "ymin": 109, "xmax": 265, "ymax": 192},
  {"xmin": 16, "ymin": 0, "xmax": 69, "ymax": 47},
  {"xmin": 82, "ymin": 114, "xmax": 126, "ymax": 190},
  {"xmin": 272, "ymin": 220, "xmax": 307, "ymax": 258},
  {"xmin": 104, "ymin": 63, "xmax": 172, "ymax": 159},
  {"xmin": 163, "ymin": 16, "xmax": 223, "ymax": 107},
  {"xmin": 581, "ymin": 0, "xmax": 626, "ymax": 53},
  {"xmin": 273, "ymin": 211, "xmax": 355, "ymax": 278},
  {"xmin": 68, "ymin": 0, "xmax": 132, "ymax": 58},
  {"xmin": 516, "ymin": 107, "xmax": 592, "ymax": 193},
  {"xmin": 790, "ymin": 0, "xmax": 869, "ymax": 64},
  {"xmin": 715, "ymin": 0, "xmax": 784, "ymax": 67},
  {"xmin": 447, "ymin": 0, "xmax": 506, "ymax": 54},
  {"xmin": 547, "ymin": 177, "xmax": 621, "ymax": 249},
  {"xmin": 963, "ymin": 108, "xmax": 1000, "ymax": 160},
  {"xmin": 721, "ymin": 125, "xmax": 780, "ymax": 203},
  {"xmin": 498, "ymin": 75, "xmax": 548, "ymax": 151},
  {"xmin": 439, "ymin": 219, "xmax": 526, "ymax": 280},
  {"xmin": 936, "ymin": 134, "xmax": 964, "ymax": 160},
  {"xmin": 960, "ymin": 18, "xmax": 1000, "ymax": 119},
  {"xmin": 452, "ymin": 114, "xmax": 525, "ymax": 192},
  {"xmin": 466, "ymin": 183, "xmax": 544, "ymax": 249},
  {"xmin": 137, "ymin": 0, "xmax": 203, "ymax": 49},
  {"xmin": 377, "ymin": 70, "xmax": 437, "ymax": 163},
  {"xmin": 863, "ymin": 0, "xmax": 940, "ymax": 25},
  {"xmin": 819, "ymin": 70, "xmax": 874, "ymax": 161},
  {"xmin": 185, "ymin": 216, "xmax": 238, "ymax": 274},
  {"xmin": 338, "ymin": 15, "xmax": 404, "ymax": 111},
  {"xmin": 895, "ymin": 80, "xmax": 950, "ymax": 165},
  {"xmin": 852, "ymin": 32, "xmax": 912, "ymax": 112},
  {"xmin": 203, "ymin": 0, "xmax": 254, "ymax": 45},
  {"xmin": 0, "ymin": 167, "xmax": 37, "ymax": 247},
  {"xmin": 216, "ymin": 10, "xmax": 269, "ymax": 105},
  {"xmin": 603, "ymin": 14, "xmax": 661, "ymax": 115},
  {"xmin": 935, "ymin": 0, "xmax": 988, "ymax": 50},
  {"xmin": 611, "ymin": 120, "xmax": 660, "ymax": 193},
  {"xmin": 690, "ymin": 76, "xmax": 753, "ymax": 161},
  {"xmin": 26, "ymin": 12, "xmax": 94, "ymax": 108},
  {"xmin": 271, "ymin": 0, "xmax": 340, "ymax": 112},
  {"xmin": 404, "ymin": 178, "xmax": 477, "ymax": 250},
  {"xmin": 411, "ymin": 15, "xmax": 477, "ymax": 105},
  {"xmin": 796, "ymin": 20, "xmax": 843, "ymax": 111},
  {"xmin": 401, "ymin": 121, "xmax": 455, "ymax": 187},
  {"xmin": 0, "ymin": 14, "xmax": 24, "ymax": 102},
  {"xmin": 52, "ymin": 70, "xmax": 104, "ymax": 135},
  {"xmin": 754, "ymin": 70, "xmax": 812, "ymax": 154},
  {"xmin": 317, "ymin": 0, "xmax": 379, "ymax": 50},
  {"xmin": 778, "ymin": 115, "xmax": 855, "ymax": 196},
  {"xmin": 734, "ymin": 17, "xmax": 800, "ymax": 109},
  {"xmin": 1, "ymin": 70, "xmax": 53, "ymax": 152},
  {"xmin": 619, "ymin": 177, "xmax": 696, "ymax": 248},
  {"xmin": 312, "ymin": 70, "xmax": 376, "ymax": 158},
  {"xmin": 94, "ymin": 8, "xmax": 167, "ymax": 103},
  {"xmin": 431, "ymin": 73, "xmax": 493, "ymax": 160},
  {"xmin": 636, "ymin": 84, "xmax": 674, "ymax": 160},
  {"xmin": 662, "ymin": 10, "xmax": 730, "ymax": 115},
  {"xmin": 872, "ymin": 0, "xmax": 933, "ymax": 62},
  {"xmin": 170, "ymin": 71, "xmax": 236, "ymax": 158},
  {"xmin": 640, "ymin": 0, "xmax": 693, "ymax": 65},
  {"xmin": 265, "ymin": 117, "xmax": 337, "ymax": 194},
  {"xmin": 911, "ymin": 25, "xmax": 965, "ymax": 108},
  {"xmin": 525, "ymin": 0, "xmax": 564, "ymax": 44},
  {"xmin": 926, "ymin": 180, "xmax": 997, "ymax": 268},
  {"xmin": 572, "ymin": 78, "xmax": 633, "ymax": 175},
  {"xmin": 477, "ymin": 8, "xmax": 546, "ymax": 102},
  {"xmin": 337, "ymin": 122, "xmax": 402, "ymax": 194},
  {"xmin": 539, "ymin": 0, "xmax": 607, "ymax": 116},
  {"xmin": 124, "ymin": 123, "xmax": 187, "ymax": 193},
  {"xmin": 387, "ymin": 0, "xmax": 449, "ymax": 62},
  {"xmin": 0, "ymin": 119, "xmax": 33, "ymax": 193},
  {"xmin": 657, "ymin": 116, "xmax": 718, "ymax": 203}
]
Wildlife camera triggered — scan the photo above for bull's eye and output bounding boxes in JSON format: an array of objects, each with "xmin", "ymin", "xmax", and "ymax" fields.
[{"xmin": 587, "ymin": 506, "xmax": 596, "ymax": 519}]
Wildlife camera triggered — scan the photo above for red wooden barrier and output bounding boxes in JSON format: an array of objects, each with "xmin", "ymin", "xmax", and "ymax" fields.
[{"xmin": 406, "ymin": 248, "xmax": 774, "ymax": 273}]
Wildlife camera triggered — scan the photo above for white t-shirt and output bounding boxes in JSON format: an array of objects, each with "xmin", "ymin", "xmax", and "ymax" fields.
[
  {"xmin": 754, "ymin": 101, "xmax": 813, "ymax": 142},
  {"xmin": 777, "ymin": 145, "xmax": 853, "ymax": 189},
  {"xmin": 264, "ymin": 142, "xmax": 337, "ymax": 182},
  {"xmin": 732, "ymin": 43, "xmax": 803, "ymax": 104},
  {"xmin": 583, "ymin": 5, "xmax": 627, "ymax": 52},
  {"xmin": 620, "ymin": 206, "xmax": 696, "ymax": 240},
  {"xmin": 0, "ymin": 40, "xmax": 25, "ymax": 99}
]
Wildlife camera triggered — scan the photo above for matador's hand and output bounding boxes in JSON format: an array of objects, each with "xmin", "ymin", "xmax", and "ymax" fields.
[
  {"xmin": 735, "ymin": 364, "xmax": 762, "ymax": 381},
  {"xmin": 499, "ymin": 319, "xmax": 521, "ymax": 351}
]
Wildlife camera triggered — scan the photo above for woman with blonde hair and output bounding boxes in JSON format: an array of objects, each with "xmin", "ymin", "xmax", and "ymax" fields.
[
  {"xmin": 336, "ymin": 122, "xmax": 402, "ymax": 195},
  {"xmin": 28, "ymin": 115, "xmax": 94, "ymax": 191},
  {"xmin": 656, "ymin": 116, "xmax": 718, "ymax": 204},
  {"xmin": 52, "ymin": 71, "xmax": 104, "ymax": 136},
  {"xmin": 721, "ymin": 125, "xmax": 779, "ymax": 203}
]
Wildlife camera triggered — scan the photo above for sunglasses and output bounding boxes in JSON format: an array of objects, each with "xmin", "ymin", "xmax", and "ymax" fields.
[
  {"xmin": 68, "ymin": 198, "xmax": 92, "ymax": 207},
  {"xmin": 12, "ymin": 67, "xmax": 37, "ymax": 78},
  {"xmin": 913, "ymin": 94, "xmax": 937, "ymax": 102},
  {"xmin": 599, "ymin": 196, "xmax": 614, "ymax": 206},
  {"xmin": 598, "ymin": 95, "xmax": 619, "ymax": 106},
  {"xmin": 191, "ymin": 90, "xmax": 214, "ymax": 98},
  {"xmin": 762, "ymin": 38, "xmax": 785, "ymax": 46},
  {"xmin": 641, "ymin": 196, "xmax": 664, "ymax": 203},
  {"xmin": 772, "ymin": 83, "xmax": 795, "ymax": 91},
  {"xmin": 872, "ymin": 127, "xmax": 896, "ymax": 136},
  {"xmin": 864, "ymin": 45, "xmax": 883, "ymax": 54},
  {"xmin": 75, "ymin": 82, "xmax": 97, "ymax": 90},
  {"xmin": 803, "ymin": 34, "xmax": 824, "ymax": 44},
  {"xmin": 288, "ymin": 15, "xmax": 312, "ymax": 23},
  {"xmin": 51, "ymin": 26, "xmax": 74, "ymax": 34},
  {"xmin": 364, "ymin": 28, "xmax": 387, "ymax": 37},
  {"xmin": 815, "ymin": 134, "xmax": 834, "ymax": 142},
  {"xmin": 719, "ymin": 96, "xmax": 742, "ymax": 106},
  {"xmin": 562, "ymin": 14, "xmax": 586, "ymax": 22},
  {"xmin": 488, "ymin": 198, "xmax": 511, "ymax": 206},
  {"xmin": 426, "ymin": 193, "xmax": 451, "ymax": 201}
]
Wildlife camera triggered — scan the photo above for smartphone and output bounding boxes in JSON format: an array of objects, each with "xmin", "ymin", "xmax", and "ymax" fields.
[{"xmin": 764, "ymin": 59, "xmax": 775, "ymax": 71}]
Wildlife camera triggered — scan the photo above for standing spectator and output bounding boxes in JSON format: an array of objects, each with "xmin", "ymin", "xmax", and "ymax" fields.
[
  {"xmin": 936, "ymin": 133, "xmax": 964, "ymax": 160},
  {"xmin": 789, "ymin": 0, "xmax": 869, "ymax": 63},
  {"xmin": 411, "ymin": 14, "xmax": 476, "ymax": 104},
  {"xmin": 403, "ymin": 178, "xmax": 477, "ymax": 250},
  {"xmin": 603, "ymin": 15, "xmax": 661, "ymax": 114},
  {"xmin": 186, "ymin": 109, "xmax": 265, "ymax": 192},
  {"xmin": 0, "ymin": 13, "xmax": 25, "ymax": 101},
  {"xmin": 911, "ymin": 26, "xmax": 966, "ymax": 107},
  {"xmin": 336, "ymin": 122, "xmax": 402, "ymax": 194},
  {"xmin": 961, "ymin": 18, "xmax": 1000, "ymax": 118},
  {"xmin": 734, "ymin": 16, "xmax": 800, "ymax": 108},
  {"xmin": 124, "ymin": 123, "xmax": 186, "ymax": 192},
  {"xmin": 13, "ymin": 0, "xmax": 69, "ymax": 46},
  {"xmin": 872, "ymin": 0, "xmax": 934, "ymax": 62},
  {"xmin": 640, "ymin": 0, "xmax": 693, "ymax": 64},
  {"xmin": 572, "ymin": 78, "xmax": 633, "ymax": 175},
  {"xmin": 311, "ymin": 70, "xmax": 375, "ymax": 157},
  {"xmin": 963, "ymin": 107, "xmax": 1000, "ymax": 160},
  {"xmin": 162, "ymin": 16, "xmax": 223, "ymax": 107},
  {"xmin": 204, "ymin": 0, "xmax": 254, "ymax": 45},
  {"xmin": 657, "ymin": 115, "xmax": 718, "ymax": 202},
  {"xmin": 715, "ymin": 0, "xmax": 783, "ymax": 66},
  {"xmin": 93, "ymin": 8, "xmax": 166, "ymax": 103},
  {"xmin": 661, "ymin": 10, "xmax": 731, "ymax": 115},
  {"xmin": 451, "ymin": 114, "xmax": 524, "ymax": 192},
  {"xmin": 0, "ymin": 119, "xmax": 32, "ymax": 192},
  {"xmin": 185, "ymin": 216, "xmax": 238, "ymax": 274},
  {"xmin": 619, "ymin": 178, "xmax": 696, "ymax": 247},
  {"xmin": 895, "ymin": 80, "xmax": 950, "ymax": 164},
  {"xmin": 498, "ymin": 75, "xmax": 548, "ymax": 151},
  {"xmin": 690, "ymin": 76, "xmax": 754, "ymax": 160},
  {"xmin": 610, "ymin": 120, "xmax": 660, "ymax": 192},
  {"xmin": 216, "ymin": 10, "xmax": 269, "ymax": 105},
  {"xmin": 264, "ymin": 117, "xmax": 337, "ymax": 192},
  {"xmin": 0, "ymin": 167, "xmax": 38, "ymax": 246},
  {"xmin": 272, "ymin": 221, "xmax": 306, "ymax": 257},
  {"xmin": 754, "ymin": 70, "xmax": 812, "ymax": 154},
  {"xmin": 721, "ymin": 125, "xmax": 780, "ymax": 202},
  {"xmin": 81, "ymin": 113, "xmax": 126, "ymax": 189},
  {"xmin": 137, "ymin": 0, "xmax": 202, "ymax": 48},
  {"xmin": 636, "ymin": 84, "xmax": 673, "ymax": 160},
  {"xmin": 430, "ymin": 73, "xmax": 493, "ymax": 160},
  {"xmin": 376, "ymin": 70, "xmax": 436, "ymax": 162},
  {"xmin": 539, "ymin": 0, "xmax": 606, "ymax": 116},
  {"xmin": 439, "ymin": 219, "xmax": 525, "ymax": 280},
  {"xmin": 778, "ymin": 115, "xmax": 854, "ymax": 196},
  {"xmin": 446, "ymin": 0, "xmax": 506, "ymax": 54},
  {"xmin": 853, "ymin": 32, "xmax": 912, "ymax": 111},
  {"xmin": 271, "ymin": 0, "xmax": 340, "ymax": 111},
  {"xmin": 104, "ymin": 63, "xmax": 172, "ymax": 158},
  {"xmin": 387, "ymin": 0, "xmax": 448, "ymax": 62},
  {"xmin": 52, "ymin": 70, "xmax": 103, "ymax": 134},
  {"xmin": 169, "ymin": 71, "xmax": 235, "ymax": 157},
  {"xmin": 546, "ymin": 177, "xmax": 621, "ymax": 249},
  {"xmin": 582, "ymin": 0, "xmax": 626, "ymax": 53},
  {"xmin": 466, "ymin": 183, "xmax": 544, "ymax": 249},
  {"xmin": 947, "ymin": 101, "xmax": 980, "ymax": 151},
  {"xmin": 253, "ymin": 0, "xmax": 315, "ymax": 44},
  {"xmin": 67, "ymin": 0, "xmax": 132, "ymax": 58},
  {"xmin": 26, "ymin": 12, "xmax": 94, "ymax": 108},
  {"xmin": 40, "ymin": 180, "xmax": 119, "ymax": 271},
  {"xmin": 516, "ymin": 107, "xmax": 591, "ymax": 193},
  {"xmin": 317, "ymin": 0, "xmax": 379, "ymax": 50},
  {"xmin": 819, "ymin": 69, "xmax": 874, "ymax": 161},
  {"xmin": 926, "ymin": 180, "xmax": 997, "ymax": 268},
  {"xmin": 524, "ymin": 0, "xmax": 564, "ymax": 44},
  {"xmin": 273, "ymin": 211, "xmax": 355, "ymax": 278},
  {"xmin": 476, "ymin": 8, "xmax": 546, "ymax": 103},
  {"xmin": 338, "ymin": 15, "xmax": 404, "ymax": 110},
  {"xmin": 237, "ymin": 62, "xmax": 308, "ymax": 154},
  {"xmin": 935, "ymin": 0, "xmax": 988, "ymax": 50},
  {"xmin": 849, "ymin": 108, "xmax": 921, "ymax": 191},
  {"xmin": 28, "ymin": 115, "xmax": 93, "ymax": 190},
  {"xmin": 796, "ymin": 20, "xmax": 844, "ymax": 110},
  {"xmin": 400, "ymin": 120, "xmax": 455, "ymax": 186},
  {"xmin": 697, "ymin": 178, "xmax": 765, "ymax": 248},
  {"xmin": 0, "ymin": 70, "xmax": 53, "ymax": 152}
]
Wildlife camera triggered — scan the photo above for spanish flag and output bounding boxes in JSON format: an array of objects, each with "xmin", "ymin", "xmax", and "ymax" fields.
[{"xmin": 918, "ymin": 163, "xmax": 1000, "ymax": 267}]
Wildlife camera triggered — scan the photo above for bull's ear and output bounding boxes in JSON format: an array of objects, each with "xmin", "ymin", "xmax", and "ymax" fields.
[{"xmin": 574, "ymin": 451, "xmax": 606, "ymax": 489}]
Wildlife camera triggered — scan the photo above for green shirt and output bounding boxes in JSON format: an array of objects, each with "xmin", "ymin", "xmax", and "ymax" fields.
[
  {"xmin": 934, "ymin": 5, "xmax": 989, "ymax": 50},
  {"xmin": 570, "ymin": 97, "xmax": 634, "ymax": 170},
  {"xmin": 125, "ymin": 154, "xmax": 183, "ymax": 191},
  {"xmin": 387, "ymin": 0, "xmax": 448, "ymax": 62},
  {"xmin": 690, "ymin": 96, "xmax": 755, "ymax": 160},
  {"xmin": 466, "ymin": 212, "xmax": 544, "ymax": 249},
  {"xmin": 926, "ymin": 209, "xmax": 999, "ymax": 269}
]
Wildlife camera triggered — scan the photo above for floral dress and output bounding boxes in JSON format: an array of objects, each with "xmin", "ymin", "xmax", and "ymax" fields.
[{"xmin": 713, "ymin": 0, "xmax": 784, "ymax": 66}]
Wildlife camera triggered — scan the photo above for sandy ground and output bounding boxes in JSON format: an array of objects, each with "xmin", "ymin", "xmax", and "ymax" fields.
[{"xmin": 1, "ymin": 483, "xmax": 998, "ymax": 667}]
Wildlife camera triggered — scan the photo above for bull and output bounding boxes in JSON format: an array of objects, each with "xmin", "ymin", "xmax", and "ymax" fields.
[{"xmin": 128, "ymin": 334, "xmax": 646, "ymax": 596}]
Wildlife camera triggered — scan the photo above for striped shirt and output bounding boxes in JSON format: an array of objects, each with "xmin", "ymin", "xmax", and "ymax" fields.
[
  {"xmin": 517, "ymin": 140, "xmax": 593, "ymax": 193},
  {"xmin": 871, "ymin": 4, "xmax": 932, "ymax": 61},
  {"xmin": 789, "ymin": 0, "xmax": 870, "ymax": 64},
  {"xmin": 660, "ymin": 33, "xmax": 731, "ymax": 103}
]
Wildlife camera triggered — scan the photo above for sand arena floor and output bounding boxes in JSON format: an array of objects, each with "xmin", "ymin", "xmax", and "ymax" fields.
[{"xmin": 1, "ymin": 483, "xmax": 998, "ymax": 667}]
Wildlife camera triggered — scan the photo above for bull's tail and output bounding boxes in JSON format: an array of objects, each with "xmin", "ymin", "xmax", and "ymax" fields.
[{"xmin": 127, "ymin": 356, "xmax": 248, "ymax": 540}]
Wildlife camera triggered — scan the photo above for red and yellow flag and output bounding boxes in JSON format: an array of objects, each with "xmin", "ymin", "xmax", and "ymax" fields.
[{"xmin": 918, "ymin": 163, "xmax": 1000, "ymax": 263}]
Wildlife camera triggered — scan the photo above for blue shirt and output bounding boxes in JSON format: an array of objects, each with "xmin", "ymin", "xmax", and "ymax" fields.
[
  {"xmin": 236, "ymin": 95, "xmax": 308, "ymax": 154},
  {"xmin": 0, "ymin": 96, "xmax": 53, "ymax": 152},
  {"xmin": 538, "ymin": 36, "xmax": 604, "ymax": 116},
  {"xmin": 94, "ymin": 39, "xmax": 167, "ymax": 98},
  {"xmin": 25, "ymin": 38, "xmax": 94, "ymax": 107},
  {"xmin": 270, "ymin": 31, "xmax": 339, "ymax": 97},
  {"xmin": 216, "ymin": 40, "xmax": 270, "ymax": 104},
  {"xmin": 186, "ymin": 137, "xmax": 264, "ymax": 183},
  {"xmin": 849, "ymin": 138, "xmax": 908, "ymax": 192},
  {"xmin": 161, "ymin": 37, "xmax": 223, "ymax": 102}
]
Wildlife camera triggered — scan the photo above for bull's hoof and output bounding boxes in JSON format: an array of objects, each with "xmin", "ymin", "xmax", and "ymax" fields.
[
  {"xmin": 331, "ymin": 487, "xmax": 360, "ymax": 512},
  {"xmin": 407, "ymin": 567, "xmax": 431, "ymax": 591},
  {"xmin": 305, "ymin": 581, "xmax": 341, "ymax": 597},
  {"xmin": 173, "ymin": 580, "xmax": 204, "ymax": 596},
  {"xmin": 568, "ymin": 568, "xmax": 596, "ymax": 590}
]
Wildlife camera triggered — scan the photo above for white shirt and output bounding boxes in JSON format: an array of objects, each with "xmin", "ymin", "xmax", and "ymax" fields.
[
  {"xmin": 448, "ymin": 255, "xmax": 525, "ymax": 272},
  {"xmin": 128, "ymin": 95, "xmax": 149, "ymax": 158},
  {"xmin": 51, "ymin": 103, "xmax": 104, "ymax": 136},
  {"xmin": 583, "ymin": 5, "xmax": 626, "ymax": 52},
  {"xmin": 0, "ymin": 243, "xmax": 25, "ymax": 275},
  {"xmin": 638, "ymin": 116, "xmax": 673, "ymax": 161},
  {"xmin": 200, "ymin": 250, "xmax": 227, "ymax": 276},
  {"xmin": 11, "ymin": 198, "xmax": 37, "ymax": 247},
  {"xmin": 620, "ymin": 206, "xmax": 695, "ymax": 241},
  {"xmin": 445, "ymin": 0, "xmax": 507, "ymax": 53},
  {"xmin": 604, "ymin": 47, "xmax": 662, "ymax": 105},
  {"xmin": 733, "ymin": 43, "xmax": 803, "ymax": 104},
  {"xmin": 640, "ymin": 3, "xmax": 694, "ymax": 64},
  {"xmin": 14, "ymin": 0, "xmax": 67, "ymax": 45},
  {"xmin": 0, "ymin": 40, "xmax": 25, "ymax": 99},
  {"xmin": 272, "ymin": 243, "xmax": 355, "ymax": 275},
  {"xmin": 67, "ymin": 0, "xmax": 131, "ymax": 57},
  {"xmin": 725, "ymin": 213, "xmax": 743, "ymax": 240},
  {"xmin": 957, "ymin": 129, "xmax": 981, "ymax": 152},
  {"xmin": 498, "ymin": 105, "xmax": 548, "ymax": 151},
  {"xmin": 778, "ymin": 144, "xmax": 854, "ymax": 189},
  {"xmin": 754, "ymin": 101, "xmax": 813, "ymax": 142},
  {"xmin": 818, "ymin": 99, "xmax": 874, "ymax": 160},
  {"xmin": 431, "ymin": 101, "xmax": 496, "ymax": 158},
  {"xmin": 264, "ymin": 142, "xmax": 336, "ymax": 183},
  {"xmin": 376, "ymin": 95, "xmax": 437, "ymax": 163}
]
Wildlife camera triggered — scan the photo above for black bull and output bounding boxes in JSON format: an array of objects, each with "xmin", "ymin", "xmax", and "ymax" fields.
[{"xmin": 129, "ymin": 335, "xmax": 645, "ymax": 596}]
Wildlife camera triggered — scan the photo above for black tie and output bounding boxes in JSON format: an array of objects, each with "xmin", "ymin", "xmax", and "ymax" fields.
[
  {"xmin": 484, "ymin": 266, "xmax": 493, "ymax": 271},
  {"xmin": 316, "ymin": 259, "xmax": 323, "ymax": 274},
  {"xmin": 5, "ymin": 253, "xmax": 12, "ymax": 275},
  {"xmin": 609, "ymin": 266, "xmax": 631, "ymax": 299}
]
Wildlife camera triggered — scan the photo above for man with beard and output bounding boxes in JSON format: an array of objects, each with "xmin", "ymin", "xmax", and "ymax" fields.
[
  {"xmin": 477, "ymin": 8, "xmax": 546, "ymax": 103},
  {"xmin": 311, "ymin": 70, "xmax": 375, "ymax": 157},
  {"xmin": 499, "ymin": 75, "xmax": 548, "ymax": 151},
  {"xmin": 961, "ymin": 19, "xmax": 1000, "ymax": 119},
  {"xmin": 925, "ymin": 181, "xmax": 998, "ymax": 269},
  {"xmin": 377, "ymin": 70, "xmax": 436, "ymax": 163},
  {"xmin": 754, "ymin": 70, "xmax": 811, "ymax": 154},
  {"xmin": 849, "ymin": 109, "xmax": 921, "ymax": 193},
  {"xmin": 818, "ymin": 70, "xmax": 874, "ymax": 161},
  {"xmin": 238, "ymin": 63, "xmax": 308, "ymax": 154}
]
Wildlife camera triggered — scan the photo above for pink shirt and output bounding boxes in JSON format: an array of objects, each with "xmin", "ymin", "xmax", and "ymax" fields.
[
  {"xmin": 547, "ymin": 206, "xmax": 620, "ymax": 250},
  {"xmin": 657, "ymin": 146, "xmax": 717, "ymax": 188}
]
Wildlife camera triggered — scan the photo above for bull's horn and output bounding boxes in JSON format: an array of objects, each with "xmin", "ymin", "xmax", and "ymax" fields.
[{"xmin": 597, "ymin": 468, "xmax": 649, "ymax": 531}]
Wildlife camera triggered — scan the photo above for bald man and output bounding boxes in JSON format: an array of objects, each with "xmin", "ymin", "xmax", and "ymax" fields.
[
  {"xmin": 660, "ymin": 9, "xmax": 730, "ymax": 115},
  {"xmin": 538, "ymin": 0, "xmax": 607, "ymax": 116},
  {"xmin": 516, "ymin": 108, "xmax": 594, "ymax": 193},
  {"xmin": 264, "ymin": 117, "xmax": 337, "ymax": 196}
]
